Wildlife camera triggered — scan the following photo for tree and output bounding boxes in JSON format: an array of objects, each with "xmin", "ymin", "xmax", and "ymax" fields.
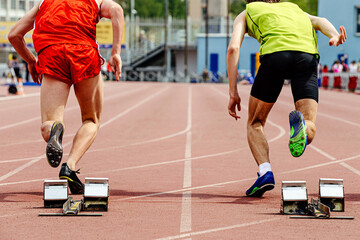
[
  {"xmin": 230, "ymin": 0, "xmax": 246, "ymax": 16},
  {"xmin": 230, "ymin": 0, "xmax": 318, "ymax": 17},
  {"xmin": 117, "ymin": 0, "xmax": 186, "ymax": 19}
]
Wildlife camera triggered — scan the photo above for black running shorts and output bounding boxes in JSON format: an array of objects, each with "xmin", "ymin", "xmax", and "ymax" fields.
[{"xmin": 250, "ymin": 51, "xmax": 319, "ymax": 103}]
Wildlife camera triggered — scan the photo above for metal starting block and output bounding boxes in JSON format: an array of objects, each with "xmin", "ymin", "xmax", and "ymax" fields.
[
  {"xmin": 43, "ymin": 180, "xmax": 68, "ymax": 208},
  {"xmin": 281, "ymin": 181, "xmax": 308, "ymax": 215},
  {"xmin": 319, "ymin": 178, "xmax": 345, "ymax": 212},
  {"xmin": 83, "ymin": 178, "xmax": 109, "ymax": 211}
]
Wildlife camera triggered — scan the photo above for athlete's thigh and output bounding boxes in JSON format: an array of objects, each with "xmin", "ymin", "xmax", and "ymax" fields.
[
  {"xmin": 290, "ymin": 52, "xmax": 319, "ymax": 103},
  {"xmin": 73, "ymin": 74, "xmax": 103, "ymax": 123},
  {"xmin": 250, "ymin": 53, "xmax": 287, "ymax": 103},
  {"xmin": 41, "ymin": 74, "xmax": 71, "ymax": 122}
]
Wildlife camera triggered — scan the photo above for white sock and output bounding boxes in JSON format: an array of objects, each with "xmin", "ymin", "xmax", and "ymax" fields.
[{"xmin": 259, "ymin": 162, "xmax": 272, "ymax": 177}]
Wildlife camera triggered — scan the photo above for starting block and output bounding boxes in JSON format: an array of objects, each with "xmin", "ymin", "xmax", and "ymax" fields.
[
  {"xmin": 281, "ymin": 181, "xmax": 308, "ymax": 215},
  {"xmin": 43, "ymin": 180, "xmax": 68, "ymax": 208},
  {"xmin": 319, "ymin": 178, "xmax": 344, "ymax": 212},
  {"xmin": 83, "ymin": 178, "xmax": 109, "ymax": 211}
]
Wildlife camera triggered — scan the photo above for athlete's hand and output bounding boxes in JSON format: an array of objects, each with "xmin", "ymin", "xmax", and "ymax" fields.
[
  {"xmin": 228, "ymin": 94, "xmax": 241, "ymax": 120},
  {"xmin": 28, "ymin": 60, "xmax": 41, "ymax": 84},
  {"xmin": 109, "ymin": 54, "xmax": 122, "ymax": 81},
  {"xmin": 329, "ymin": 26, "xmax": 347, "ymax": 47}
]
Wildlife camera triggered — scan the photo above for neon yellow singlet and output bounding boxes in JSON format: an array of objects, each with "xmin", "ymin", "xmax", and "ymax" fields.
[{"xmin": 246, "ymin": 2, "xmax": 319, "ymax": 56}]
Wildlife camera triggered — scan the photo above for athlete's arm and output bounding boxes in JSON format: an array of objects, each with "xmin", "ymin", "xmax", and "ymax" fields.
[
  {"xmin": 307, "ymin": 14, "xmax": 347, "ymax": 47},
  {"xmin": 227, "ymin": 10, "xmax": 247, "ymax": 120},
  {"xmin": 100, "ymin": 0, "xmax": 124, "ymax": 81},
  {"xmin": 8, "ymin": 1, "xmax": 41, "ymax": 83}
]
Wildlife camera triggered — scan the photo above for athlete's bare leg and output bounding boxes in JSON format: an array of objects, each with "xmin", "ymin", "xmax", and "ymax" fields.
[
  {"xmin": 40, "ymin": 75, "xmax": 71, "ymax": 141},
  {"xmin": 66, "ymin": 74, "xmax": 103, "ymax": 171},
  {"xmin": 295, "ymin": 98, "xmax": 318, "ymax": 144},
  {"xmin": 247, "ymin": 96, "xmax": 275, "ymax": 166}
]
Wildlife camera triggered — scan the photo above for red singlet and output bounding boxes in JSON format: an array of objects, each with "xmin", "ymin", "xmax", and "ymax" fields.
[
  {"xmin": 33, "ymin": 0, "xmax": 100, "ymax": 54},
  {"xmin": 33, "ymin": 0, "xmax": 104, "ymax": 85}
]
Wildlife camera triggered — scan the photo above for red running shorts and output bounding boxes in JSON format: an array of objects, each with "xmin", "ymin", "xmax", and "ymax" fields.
[{"xmin": 36, "ymin": 44, "xmax": 104, "ymax": 85}]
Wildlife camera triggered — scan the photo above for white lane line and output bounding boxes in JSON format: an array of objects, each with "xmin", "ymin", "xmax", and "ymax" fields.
[
  {"xmin": 180, "ymin": 87, "xmax": 192, "ymax": 234},
  {"xmin": 156, "ymin": 218, "xmax": 281, "ymax": 240},
  {"xmin": 0, "ymin": 85, "xmax": 149, "ymax": 132},
  {"xmin": 340, "ymin": 163, "xmax": 360, "ymax": 176},
  {"xmin": 0, "ymin": 148, "xmax": 245, "ymax": 186},
  {"xmin": 309, "ymin": 145, "xmax": 337, "ymax": 161},
  {"xmin": 183, "ymin": 132, "xmax": 192, "ymax": 188},
  {"xmin": 0, "ymin": 156, "xmax": 41, "ymax": 164},
  {"xmin": 0, "ymin": 87, "xmax": 169, "ymax": 182},
  {"xmin": 180, "ymin": 191, "xmax": 192, "ymax": 234},
  {"xmin": 0, "ymin": 132, "xmax": 74, "ymax": 148},
  {"xmin": 100, "ymin": 87, "xmax": 168, "ymax": 128},
  {"xmin": 118, "ymin": 178, "xmax": 255, "ymax": 202},
  {"xmin": 117, "ymin": 153, "xmax": 360, "ymax": 202},
  {"xmin": 316, "ymin": 111, "xmax": 360, "ymax": 128},
  {"xmin": 310, "ymin": 145, "xmax": 360, "ymax": 177},
  {"xmin": 0, "ymin": 89, "xmax": 281, "ymax": 186},
  {"xmin": 0, "ymin": 92, "xmax": 40, "ymax": 101},
  {"xmin": 282, "ymin": 153, "xmax": 360, "ymax": 175},
  {"xmin": 275, "ymin": 99, "xmax": 360, "ymax": 128},
  {"xmin": 234, "ymin": 84, "xmax": 360, "ymax": 128}
]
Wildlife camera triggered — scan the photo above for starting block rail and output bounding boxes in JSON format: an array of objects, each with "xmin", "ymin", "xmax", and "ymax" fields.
[{"xmin": 39, "ymin": 197, "xmax": 103, "ymax": 217}]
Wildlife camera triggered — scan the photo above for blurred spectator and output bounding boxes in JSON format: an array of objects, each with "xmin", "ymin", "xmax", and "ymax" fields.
[
  {"xmin": 202, "ymin": 68, "xmax": 209, "ymax": 83},
  {"xmin": 341, "ymin": 60, "xmax": 348, "ymax": 72},
  {"xmin": 349, "ymin": 61, "xmax": 357, "ymax": 73},
  {"xmin": 331, "ymin": 60, "xmax": 343, "ymax": 73},
  {"xmin": 323, "ymin": 65, "xmax": 329, "ymax": 73},
  {"xmin": 107, "ymin": 61, "xmax": 114, "ymax": 81},
  {"xmin": 12, "ymin": 55, "xmax": 23, "ymax": 82}
]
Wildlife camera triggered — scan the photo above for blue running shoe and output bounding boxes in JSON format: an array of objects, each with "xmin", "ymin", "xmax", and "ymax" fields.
[
  {"xmin": 289, "ymin": 110, "xmax": 307, "ymax": 157},
  {"xmin": 246, "ymin": 171, "xmax": 275, "ymax": 197}
]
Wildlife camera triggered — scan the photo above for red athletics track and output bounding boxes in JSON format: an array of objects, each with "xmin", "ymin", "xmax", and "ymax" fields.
[{"xmin": 0, "ymin": 82, "xmax": 360, "ymax": 240}]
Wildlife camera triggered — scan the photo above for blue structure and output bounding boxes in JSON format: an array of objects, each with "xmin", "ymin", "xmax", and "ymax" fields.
[
  {"xmin": 197, "ymin": 34, "xmax": 259, "ymax": 77},
  {"xmin": 317, "ymin": 0, "xmax": 360, "ymax": 66}
]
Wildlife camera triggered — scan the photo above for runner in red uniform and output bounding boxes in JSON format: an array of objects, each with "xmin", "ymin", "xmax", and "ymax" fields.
[{"xmin": 8, "ymin": 0, "xmax": 124, "ymax": 194}]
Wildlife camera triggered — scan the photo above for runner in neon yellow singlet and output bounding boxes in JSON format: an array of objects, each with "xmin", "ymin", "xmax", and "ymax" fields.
[{"xmin": 227, "ymin": 0, "xmax": 347, "ymax": 197}]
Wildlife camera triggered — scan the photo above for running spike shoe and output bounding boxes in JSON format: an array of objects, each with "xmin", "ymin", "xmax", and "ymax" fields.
[
  {"xmin": 246, "ymin": 171, "xmax": 275, "ymax": 197},
  {"xmin": 289, "ymin": 110, "xmax": 307, "ymax": 157},
  {"xmin": 59, "ymin": 163, "xmax": 84, "ymax": 194},
  {"xmin": 46, "ymin": 121, "xmax": 64, "ymax": 168}
]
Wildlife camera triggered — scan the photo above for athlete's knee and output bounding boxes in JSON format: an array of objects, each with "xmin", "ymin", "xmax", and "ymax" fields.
[
  {"xmin": 41, "ymin": 121, "xmax": 54, "ymax": 142},
  {"xmin": 247, "ymin": 117, "xmax": 265, "ymax": 130},
  {"xmin": 82, "ymin": 117, "xmax": 101, "ymax": 133}
]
